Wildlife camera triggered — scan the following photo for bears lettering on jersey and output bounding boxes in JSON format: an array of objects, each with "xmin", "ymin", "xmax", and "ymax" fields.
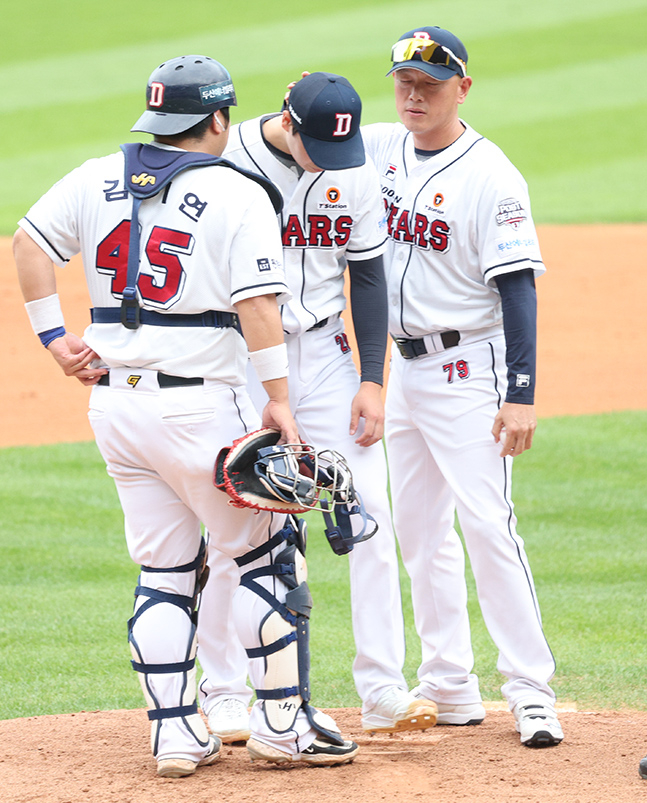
[
  {"xmin": 384, "ymin": 200, "xmax": 450, "ymax": 253},
  {"xmin": 282, "ymin": 214, "xmax": 353, "ymax": 248}
]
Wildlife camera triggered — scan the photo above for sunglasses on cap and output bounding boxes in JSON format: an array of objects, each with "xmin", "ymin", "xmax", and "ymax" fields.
[{"xmin": 391, "ymin": 37, "xmax": 467, "ymax": 77}]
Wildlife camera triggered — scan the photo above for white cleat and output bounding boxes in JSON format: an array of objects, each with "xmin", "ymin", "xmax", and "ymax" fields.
[
  {"xmin": 247, "ymin": 736, "xmax": 359, "ymax": 766},
  {"xmin": 361, "ymin": 687, "xmax": 437, "ymax": 733},
  {"xmin": 207, "ymin": 698, "xmax": 251, "ymax": 743},
  {"xmin": 156, "ymin": 734, "xmax": 221, "ymax": 778},
  {"xmin": 435, "ymin": 702, "xmax": 486, "ymax": 726},
  {"xmin": 513, "ymin": 702, "xmax": 564, "ymax": 747}
]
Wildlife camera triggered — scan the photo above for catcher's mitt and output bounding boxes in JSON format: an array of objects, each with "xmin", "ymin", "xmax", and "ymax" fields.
[{"xmin": 214, "ymin": 428, "xmax": 355, "ymax": 514}]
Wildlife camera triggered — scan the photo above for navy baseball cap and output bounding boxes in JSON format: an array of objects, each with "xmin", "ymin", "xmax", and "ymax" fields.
[
  {"xmin": 286, "ymin": 72, "xmax": 364, "ymax": 170},
  {"xmin": 388, "ymin": 27, "xmax": 468, "ymax": 80}
]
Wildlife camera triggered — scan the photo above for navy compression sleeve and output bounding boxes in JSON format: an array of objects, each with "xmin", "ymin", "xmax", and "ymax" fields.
[
  {"xmin": 494, "ymin": 269, "xmax": 537, "ymax": 405},
  {"xmin": 347, "ymin": 254, "xmax": 388, "ymax": 386}
]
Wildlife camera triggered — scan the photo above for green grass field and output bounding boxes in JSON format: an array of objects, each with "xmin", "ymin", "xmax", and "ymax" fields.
[
  {"xmin": 1, "ymin": 0, "xmax": 647, "ymax": 233},
  {"xmin": 1, "ymin": 412, "xmax": 646, "ymax": 719}
]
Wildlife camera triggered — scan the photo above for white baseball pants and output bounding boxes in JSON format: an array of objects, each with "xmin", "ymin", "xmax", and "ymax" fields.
[{"xmin": 385, "ymin": 333, "xmax": 557, "ymax": 709}]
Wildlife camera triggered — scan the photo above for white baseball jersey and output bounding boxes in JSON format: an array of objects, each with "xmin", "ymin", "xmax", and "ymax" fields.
[
  {"xmin": 19, "ymin": 145, "xmax": 288, "ymax": 384},
  {"xmin": 362, "ymin": 121, "xmax": 545, "ymax": 337},
  {"xmin": 198, "ymin": 116, "xmax": 409, "ymax": 716},
  {"xmin": 224, "ymin": 116, "xmax": 388, "ymax": 334},
  {"xmin": 363, "ymin": 119, "xmax": 557, "ymax": 713}
]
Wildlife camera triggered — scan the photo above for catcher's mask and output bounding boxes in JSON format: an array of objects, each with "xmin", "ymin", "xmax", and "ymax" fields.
[
  {"xmin": 215, "ymin": 428, "xmax": 377, "ymax": 553},
  {"xmin": 255, "ymin": 442, "xmax": 355, "ymax": 511}
]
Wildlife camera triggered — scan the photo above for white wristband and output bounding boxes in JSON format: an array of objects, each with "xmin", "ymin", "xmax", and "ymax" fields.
[
  {"xmin": 24, "ymin": 293, "xmax": 65, "ymax": 335},
  {"xmin": 249, "ymin": 343, "xmax": 289, "ymax": 383}
]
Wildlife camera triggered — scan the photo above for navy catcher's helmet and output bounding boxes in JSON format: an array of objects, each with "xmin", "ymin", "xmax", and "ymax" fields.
[{"xmin": 131, "ymin": 54, "xmax": 237, "ymax": 136}]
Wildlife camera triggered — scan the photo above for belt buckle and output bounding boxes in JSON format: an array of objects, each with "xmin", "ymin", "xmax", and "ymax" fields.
[{"xmin": 394, "ymin": 337, "xmax": 417, "ymax": 360}]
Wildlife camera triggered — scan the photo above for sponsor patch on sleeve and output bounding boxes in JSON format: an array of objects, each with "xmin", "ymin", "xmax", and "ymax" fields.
[
  {"xmin": 256, "ymin": 257, "xmax": 283, "ymax": 273},
  {"xmin": 495, "ymin": 235, "xmax": 537, "ymax": 256}
]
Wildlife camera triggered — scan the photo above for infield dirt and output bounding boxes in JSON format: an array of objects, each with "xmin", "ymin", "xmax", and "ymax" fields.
[{"xmin": 1, "ymin": 226, "xmax": 646, "ymax": 802}]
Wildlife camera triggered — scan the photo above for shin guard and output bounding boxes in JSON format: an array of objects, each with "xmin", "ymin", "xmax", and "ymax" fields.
[
  {"xmin": 237, "ymin": 517, "xmax": 343, "ymax": 745},
  {"xmin": 128, "ymin": 540, "xmax": 211, "ymax": 758}
]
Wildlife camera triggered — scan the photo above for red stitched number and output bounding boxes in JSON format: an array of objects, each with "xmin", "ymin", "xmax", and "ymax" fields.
[
  {"xmin": 335, "ymin": 333, "xmax": 351, "ymax": 354},
  {"xmin": 96, "ymin": 221, "xmax": 194, "ymax": 305},
  {"xmin": 443, "ymin": 360, "xmax": 470, "ymax": 383}
]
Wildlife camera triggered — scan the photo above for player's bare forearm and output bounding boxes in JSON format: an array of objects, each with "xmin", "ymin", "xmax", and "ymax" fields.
[
  {"xmin": 235, "ymin": 294, "xmax": 285, "ymax": 352},
  {"xmin": 350, "ymin": 381, "xmax": 384, "ymax": 447},
  {"xmin": 13, "ymin": 227, "xmax": 57, "ymax": 301},
  {"xmin": 235, "ymin": 294, "xmax": 299, "ymax": 444},
  {"xmin": 492, "ymin": 401, "xmax": 537, "ymax": 457}
]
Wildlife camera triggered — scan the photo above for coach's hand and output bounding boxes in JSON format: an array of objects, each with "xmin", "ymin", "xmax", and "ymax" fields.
[{"xmin": 492, "ymin": 401, "xmax": 537, "ymax": 457}]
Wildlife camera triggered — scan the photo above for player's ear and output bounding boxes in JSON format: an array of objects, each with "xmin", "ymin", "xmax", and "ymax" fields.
[
  {"xmin": 212, "ymin": 111, "xmax": 225, "ymax": 133},
  {"xmin": 457, "ymin": 76, "xmax": 472, "ymax": 104},
  {"xmin": 281, "ymin": 110, "xmax": 294, "ymax": 134}
]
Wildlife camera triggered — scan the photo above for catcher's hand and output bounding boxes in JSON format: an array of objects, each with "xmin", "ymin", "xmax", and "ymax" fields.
[{"xmin": 214, "ymin": 428, "xmax": 310, "ymax": 513}]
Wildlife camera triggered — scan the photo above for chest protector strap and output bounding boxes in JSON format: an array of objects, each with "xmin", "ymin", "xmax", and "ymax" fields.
[{"xmin": 117, "ymin": 143, "xmax": 283, "ymax": 330}]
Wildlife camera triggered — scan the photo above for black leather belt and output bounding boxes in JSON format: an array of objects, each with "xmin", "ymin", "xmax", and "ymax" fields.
[
  {"xmin": 394, "ymin": 330, "xmax": 460, "ymax": 359},
  {"xmin": 308, "ymin": 317, "xmax": 329, "ymax": 331},
  {"xmin": 306, "ymin": 313, "xmax": 340, "ymax": 332},
  {"xmin": 97, "ymin": 372, "xmax": 204, "ymax": 388},
  {"xmin": 91, "ymin": 307, "xmax": 240, "ymax": 330}
]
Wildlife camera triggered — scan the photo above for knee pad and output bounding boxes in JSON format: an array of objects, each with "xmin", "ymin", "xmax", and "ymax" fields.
[{"xmin": 128, "ymin": 539, "xmax": 210, "ymax": 756}]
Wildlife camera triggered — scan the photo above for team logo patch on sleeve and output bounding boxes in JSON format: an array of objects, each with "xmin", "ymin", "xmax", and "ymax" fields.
[
  {"xmin": 257, "ymin": 258, "xmax": 271, "ymax": 272},
  {"xmin": 495, "ymin": 198, "xmax": 527, "ymax": 230}
]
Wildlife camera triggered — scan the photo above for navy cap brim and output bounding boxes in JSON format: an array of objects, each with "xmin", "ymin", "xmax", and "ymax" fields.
[
  {"xmin": 299, "ymin": 130, "xmax": 366, "ymax": 171},
  {"xmin": 386, "ymin": 61, "xmax": 460, "ymax": 81},
  {"xmin": 130, "ymin": 110, "xmax": 212, "ymax": 136}
]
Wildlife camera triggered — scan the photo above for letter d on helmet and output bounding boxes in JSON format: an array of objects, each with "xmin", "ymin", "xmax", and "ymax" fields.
[{"xmin": 131, "ymin": 54, "xmax": 237, "ymax": 136}]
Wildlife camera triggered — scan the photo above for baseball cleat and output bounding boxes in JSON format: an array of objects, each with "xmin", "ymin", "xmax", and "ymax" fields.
[
  {"xmin": 639, "ymin": 755, "xmax": 647, "ymax": 779},
  {"xmin": 361, "ymin": 687, "xmax": 437, "ymax": 733},
  {"xmin": 156, "ymin": 734, "xmax": 221, "ymax": 778},
  {"xmin": 247, "ymin": 736, "xmax": 359, "ymax": 766},
  {"xmin": 435, "ymin": 702, "xmax": 486, "ymax": 726},
  {"xmin": 206, "ymin": 698, "xmax": 251, "ymax": 743},
  {"xmin": 513, "ymin": 702, "xmax": 564, "ymax": 747}
]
